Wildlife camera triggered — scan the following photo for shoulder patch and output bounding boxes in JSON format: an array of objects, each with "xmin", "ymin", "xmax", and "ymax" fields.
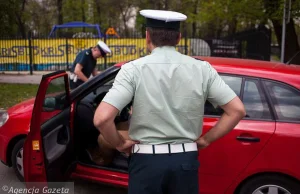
[{"xmin": 85, "ymin": 51, "xmax": 90, "ymax": 55}]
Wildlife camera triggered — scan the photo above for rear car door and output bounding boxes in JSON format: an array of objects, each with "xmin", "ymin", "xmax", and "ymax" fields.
[
  {"xmin": 23, "ymin": 71, "xmax": 75, "ymax": 182},
  {"xmin": 262, "ymin": 80, "xmax": 300, "ymax": 175},
  {"xmin": 199, "ymin": 75, "xmax": 276, "ymax": 194}
]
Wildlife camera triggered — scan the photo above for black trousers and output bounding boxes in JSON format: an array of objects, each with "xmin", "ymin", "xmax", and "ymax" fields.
[{"xmin": 128, "ymin": 151, "xmax": 199, "ymax": 194}]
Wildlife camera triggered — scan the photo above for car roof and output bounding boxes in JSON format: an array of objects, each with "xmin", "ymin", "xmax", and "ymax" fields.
[{"xmin": 114, "ymin": 57, "xmax": 300, "ymax": 89}]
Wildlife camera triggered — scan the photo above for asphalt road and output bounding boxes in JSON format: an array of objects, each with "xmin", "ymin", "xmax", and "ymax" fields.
[{"xmin": 0, "ymin": 162, "xmax": 127, "ymax": 194}]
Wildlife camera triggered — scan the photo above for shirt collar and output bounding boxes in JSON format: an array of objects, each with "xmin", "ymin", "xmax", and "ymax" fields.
[{"xmin": 151, "ymin": 46, "xmax": 176, "ymax": 54}]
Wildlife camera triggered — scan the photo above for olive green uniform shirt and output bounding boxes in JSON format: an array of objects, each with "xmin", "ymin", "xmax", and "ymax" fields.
[{"xmin": 103, "ymin": 46, "xmax": 236, "ymax": 144}]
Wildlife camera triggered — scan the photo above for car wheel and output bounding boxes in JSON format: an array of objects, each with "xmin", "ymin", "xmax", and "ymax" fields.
[
  {"xmin": 238, "ymin": 175, "xmax": 300, "ymax": 194},
  {"xmin": 11, "ymin": 138, "xmax": 25, "ymax": 182}
]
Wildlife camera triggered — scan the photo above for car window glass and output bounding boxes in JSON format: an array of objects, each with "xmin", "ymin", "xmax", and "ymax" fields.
[
  {"xmin": 41, "ymin": 76, "xmax": 68, "ymax": 123},
  {"xmin": 243, "ymin": 79, "xmax": 271, "ymax": 119},
  {"xmin": 43, "ymin": 77, "xmax": 66, "ymax": 112},
  {"xmin": 264, "ymin": 81, "xmax": 300, "ymax": 121},
  {"xmin": 221, "ymin": 75, "xmax": 242, "ymax": 96},
  {"xmin": 45, "ymin": 77, "xmax": 66, "ymax": 97},
  {"xmin": 204, "ymin": 75, "xmax": 242, "ymax": 116},
  {"xmin": 81, "ymin": 77, "xmax": 115, "ymax": 105}
]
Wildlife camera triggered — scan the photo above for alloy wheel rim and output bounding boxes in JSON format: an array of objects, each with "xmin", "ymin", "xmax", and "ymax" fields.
[
  {"xmin": 252, "ymin": 184, "xmax": 291, "ymax": 194},
  {"xmin": 16, "ymin": 148, "xmax": 24, "ymax": 177}
]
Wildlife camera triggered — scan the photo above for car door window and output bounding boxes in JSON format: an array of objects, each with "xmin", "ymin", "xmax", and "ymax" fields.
[
  {"xmin": 264, "ymin": 81, "xmax": 300, "ymax": 122},
  {"xmin": 43, "ymin": 77, "xmax": 67, "ymax": 110},
  {"xmin": 204, "ymin": 75, "xmax": 242, "ymax": 116},
  {"xmin": 42, "ymin": 76, "xmax": 68, "ymax": 123},
  {"xmin": 221, "ymin": 75, "xmax": 242, "ymax": 96},
  {"xmin": 243, "ymin": 79, "xmax": 272, "ymax": 119}
]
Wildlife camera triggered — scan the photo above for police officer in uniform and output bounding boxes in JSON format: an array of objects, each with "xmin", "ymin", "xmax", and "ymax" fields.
[
  {"xmin": 69, "ymin": 40, "xmax": 111, "ymax": 89},
  {"xmin": 94, "ymin": 10, "xmax": 246, "ymax": 194}
]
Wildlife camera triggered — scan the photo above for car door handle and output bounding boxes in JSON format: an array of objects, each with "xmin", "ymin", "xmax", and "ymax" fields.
[
  {"xmin": 236, "ymin": 136, "xmax": 260, "ymax": 142},
  {"xmin": 57, "ymin": 126, "xmax": 70, "ymax": 145}
]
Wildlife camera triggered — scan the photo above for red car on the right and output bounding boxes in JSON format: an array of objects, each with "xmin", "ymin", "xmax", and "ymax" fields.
[
  {"xmin": 2, "ymin": 57, "xmax": 300, "ymax": 194},
  {"xmin": 196, "ymin": 57, "xmax": 300, "ymax": 193}
]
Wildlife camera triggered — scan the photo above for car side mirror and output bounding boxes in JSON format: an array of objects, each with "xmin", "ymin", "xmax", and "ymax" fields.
[{"xmin": 43, "ymin": 97, "xmax": 57, "ymax": 112}]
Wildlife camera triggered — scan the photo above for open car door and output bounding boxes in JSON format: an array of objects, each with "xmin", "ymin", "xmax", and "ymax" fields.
[{"xmin": 23, "ymin": 71, "xmax": 75, "ymax": 182}]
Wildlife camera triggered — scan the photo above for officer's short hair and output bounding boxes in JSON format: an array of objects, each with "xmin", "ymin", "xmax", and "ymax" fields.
[{"xmin": 146, "ymin": 27, "xmax": 180, "ymax": 47}]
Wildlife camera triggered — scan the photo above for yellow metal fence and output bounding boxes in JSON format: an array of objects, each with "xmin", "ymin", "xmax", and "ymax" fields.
[{"xmin": 0, "ymin": 38, "xmax": 190, "ymax": 72}]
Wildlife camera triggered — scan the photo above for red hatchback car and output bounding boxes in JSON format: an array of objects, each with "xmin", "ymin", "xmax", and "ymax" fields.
[{"xmin": 0, "ymin": 57, "xmax": 300, "ymax": 194}]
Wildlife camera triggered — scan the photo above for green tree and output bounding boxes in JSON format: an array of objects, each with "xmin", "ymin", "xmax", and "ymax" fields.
[
  {"xmin": 1, "ymin": 0, "xmax": 300, "ymax": 64},
  {"xmin": 0, "ymin": 1, "xmax": 18, "ymax": 37},
  {"xmin": 0, "ymin": 0, "xmax": 30, "ymax": 38},
  {"xmin": 264, "ymin": 0, "xmax": 300, "ymax": 63}
]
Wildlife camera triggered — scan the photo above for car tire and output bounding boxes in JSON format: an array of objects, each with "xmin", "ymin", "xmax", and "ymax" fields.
[
  {"xmin": 11, "ymin": 138, "xmax": 25, "ymax": 182},
  {"xmin": 238, "ymin": 174, "xmax": 300, "ymax": 194}
]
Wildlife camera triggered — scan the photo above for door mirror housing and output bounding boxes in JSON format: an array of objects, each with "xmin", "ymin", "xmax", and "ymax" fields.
[{"xmin": 43, "ymin": 97, "xmax": 57, "ymax": 112}]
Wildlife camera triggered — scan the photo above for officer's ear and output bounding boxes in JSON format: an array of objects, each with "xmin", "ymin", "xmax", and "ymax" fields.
[
  {"xmin": 176, "ymin": 33, "xmax": 182, "ymax": 45},
  {"xmin": 146, "ymin": 30, "xmax": 151, "ymax": 45}
]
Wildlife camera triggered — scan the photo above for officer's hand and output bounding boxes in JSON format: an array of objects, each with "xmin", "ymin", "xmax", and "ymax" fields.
[
  {"xmin": 116, "ymin": 139, "xmax": 139, "ymax": 156},
  {"xmin": 195, "ymin": 137, "xmax": 210, "ymax": 149}
]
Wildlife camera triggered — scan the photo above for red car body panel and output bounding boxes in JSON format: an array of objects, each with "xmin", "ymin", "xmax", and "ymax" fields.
[
  {"xmin": 0, "ymin": 98, "xmax": 33, "ymax": 163},
  {"xmin": 1, "ymin": 57, "xmax": 300, "ymax": 194},
  {"xmin": 71, "ymin": 164, "xmax": 128, "ymax": 187},
  {"xmin": 24, "ymin": 72, "xmax": 70, "ymax": 183},
  {"xmin": 225, "ymin": 122, "xmax": 300, "ymax": 194},
  {"xmin": 198, "ymin": 118, "xmax": 275, "ymax": 193}
]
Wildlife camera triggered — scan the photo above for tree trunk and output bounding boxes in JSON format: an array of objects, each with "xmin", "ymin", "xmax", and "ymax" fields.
[
  {"xmin": 94, "ymin": 0, "xmax": 101, "ymax": 24},
  {"xmin": 81, "ymin": 0, "xmax": 86, "ymax": 32},
  {"xmin": 272, "ymin": 18, "xmax": 300, "ymax": 64},
  {"xmin": 15, "ymin": 13, "xmax": 26, "ymax": 38},
  {"xmin": 228, "ymin": 18, "xmax": 238, "ymax": 36},
  {"xmin": 56, "ymin": 0, "xmax": 63, "ymax": 37},
  {"xmin": 119, "ymin": 5, "xmax": 129, "ymax": 37},
  {"xmin": 155, "ymin": 0, "xmax": 162, "ymax": 9},
  {"xmin": 205, "ymin": 22, "xmax": 217, "ymax": 39},
  {"xmin": 192, "ymin": 0, "xmax": 199, "ymax": 37},
  {"xmin": 149, "ymin": 0, "xmax": 156, "ymax": 9},
  {"xmin": 123, "ymin": 14, "xmax": 128, "ymax": 37},
  {"xmin": 164, "ymin": 0, "xmax": 169, "ymax": 9},
  {"xmin": 264, "ymin": 0, "xmax": 300, "ymax": 64},
  {"xmin": 57, "ymin": 0, "xmax": 63, "ymax": 24},
  {"xmin": 15, "ymin": 0, "xmax": 27, "ymax": 38},
  {"xmin": 81, "ymin": 0, "xmax": 86, "ymax": 22}
]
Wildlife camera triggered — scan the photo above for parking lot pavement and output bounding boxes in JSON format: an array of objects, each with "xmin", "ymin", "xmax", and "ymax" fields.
[
  {"xmin": 0, "ymin": 74, "xmax": 42, "ymax": 84},
  {"xmin": 0, "ymin": 162, "xmax": 127, "ymax": 194}
]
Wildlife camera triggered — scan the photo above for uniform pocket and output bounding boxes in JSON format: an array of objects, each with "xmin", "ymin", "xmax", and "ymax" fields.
[{"xmin": 178, "ymin": 160, "xmax": 200, "ymax": 194}]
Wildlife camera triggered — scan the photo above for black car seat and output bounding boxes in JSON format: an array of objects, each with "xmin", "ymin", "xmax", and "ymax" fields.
[{"xmin": 75, "ymin": 101, "xmax": 99, "ymax": 150}]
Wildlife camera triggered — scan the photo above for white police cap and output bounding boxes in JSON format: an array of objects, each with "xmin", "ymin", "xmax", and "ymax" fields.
[
  {"xmin": 140, "ymin": 10, "xmax": 187, "ymax": 31},
  {"xmin": 97, "ymin": 40, "xmax": 111, "ymax": 54}
]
